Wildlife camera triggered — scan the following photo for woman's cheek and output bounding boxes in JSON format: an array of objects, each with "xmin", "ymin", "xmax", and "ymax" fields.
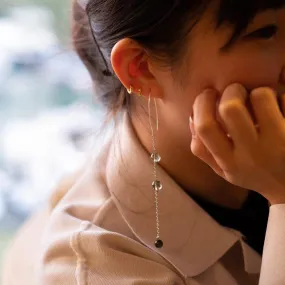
[
  {"xmin": 216, "ymin": 54, "xmax": 282, "ymax": 130},
  {"xmin": 216, "ymin": 56, "xmax": 281, "ymax": 92}
]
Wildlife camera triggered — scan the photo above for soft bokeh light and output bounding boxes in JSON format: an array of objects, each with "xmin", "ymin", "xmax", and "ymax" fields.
[{"xmin": 0, "ymin": 1, "xmax": 103, "ymax": 273}]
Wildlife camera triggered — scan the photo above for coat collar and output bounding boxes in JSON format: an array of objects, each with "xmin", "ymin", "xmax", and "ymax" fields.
[{"xmin": 105, "ymin": 111, "xmax": 261, "ymax": 278}]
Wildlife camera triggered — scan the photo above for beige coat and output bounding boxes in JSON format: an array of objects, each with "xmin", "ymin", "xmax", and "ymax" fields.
[
  {"xmin": 2, "ymin": 208, "xmax": 50, "ymax": 285},
  {"xmin": 2, "ymin": 170, "xmax": 84, "ymax": 285},
  {"xmin": 39, "ymin": 112, "xmax": 285, "ymax": 285}
]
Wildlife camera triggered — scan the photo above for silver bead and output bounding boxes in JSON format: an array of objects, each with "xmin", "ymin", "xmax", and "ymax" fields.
[
  {"xmin": 152, "ymin": 180, "xmax": 163, "ymax": 191},
  {"xmin": 151, "ymin": 153, "xmax": 161, "ymax": 163}
]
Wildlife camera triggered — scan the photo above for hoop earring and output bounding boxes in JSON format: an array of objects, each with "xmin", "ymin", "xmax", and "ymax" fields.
[
  {"xmin": 127, "ymin": 85, "xmax": 133, "ymax": 94},
  {"xmin": 148, "ymin": 94, "xmax": 163, "ymax": 249}
]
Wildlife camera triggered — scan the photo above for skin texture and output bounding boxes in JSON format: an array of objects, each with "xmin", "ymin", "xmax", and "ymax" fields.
[{"xmin": 111, "ymin": 5, "xmax": 285, "ymax": 208}]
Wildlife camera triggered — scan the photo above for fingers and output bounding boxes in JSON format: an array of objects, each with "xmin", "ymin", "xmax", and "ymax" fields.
[
  {"xmin": 250, "ymin": 87, "xmax": 284, "ymax": 135},
  {"xmin": 219, "ymin": 84, "xmax": 258, "ymax": 149},
  {"xmin": 192, "ymin": 89, "xmax": 233, "ymax": 165},
  {"xmin": 190, "ymin": 121, "xmax": 224, "ymax": 177},
  {"xmin": 191, "ymin": 84, "xmax": 285, "ymax": 179}
]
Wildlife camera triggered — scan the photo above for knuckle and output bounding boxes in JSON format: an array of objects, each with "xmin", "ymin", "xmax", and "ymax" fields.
[
  {"xmin": 191, "ymin": 143, "xmax": 201, "ymax": 157},
  {"xmin": 196, "ymin": 120, "xmax": 217, "ymax": 136},
  {"xmin": 219, "ymin": 100, "xmax": 243, "ymax": 118},
  {"xmin": 191, "ymin": 140, "xmax": 206, "ymax": 158}
]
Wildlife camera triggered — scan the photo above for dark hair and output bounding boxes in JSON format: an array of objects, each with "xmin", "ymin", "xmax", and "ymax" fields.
[{"xmin": 72, "ymin": 0, "xmax": 285, "ymax": 117}]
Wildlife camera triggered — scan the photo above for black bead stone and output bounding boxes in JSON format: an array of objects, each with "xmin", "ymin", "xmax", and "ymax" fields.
[{"xmin": 155, "ymin": 239, "xmax": 163, "ymax": 249}]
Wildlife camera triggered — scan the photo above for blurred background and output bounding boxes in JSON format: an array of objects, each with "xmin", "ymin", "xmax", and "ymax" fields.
[{"xmin": 0, "ymin": 0, "xmax": 104, "ymax": 275}]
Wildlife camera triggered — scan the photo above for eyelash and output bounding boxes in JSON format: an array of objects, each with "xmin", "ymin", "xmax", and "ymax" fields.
[{"xmin": 247, "ymin": 25, "xmax": 279, "ymax": 40}]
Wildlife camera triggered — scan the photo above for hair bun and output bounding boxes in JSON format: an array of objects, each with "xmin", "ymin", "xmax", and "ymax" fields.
[{"xmin": 72, "ymin": 0, "xmax": 122, "ymax": 108}]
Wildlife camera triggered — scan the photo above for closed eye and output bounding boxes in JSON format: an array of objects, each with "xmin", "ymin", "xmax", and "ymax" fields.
[{"xmin": 245, "ymin": 24, "xmax": 278, "ymax": 40}]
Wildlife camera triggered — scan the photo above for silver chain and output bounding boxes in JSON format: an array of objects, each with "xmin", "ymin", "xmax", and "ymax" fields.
[{"xmin": 148, "ymin": 95, "xmax": 161, "ymax": 241}]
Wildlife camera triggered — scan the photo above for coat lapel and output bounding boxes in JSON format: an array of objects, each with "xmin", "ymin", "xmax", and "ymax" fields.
[{"xmin": 105, "ymin": 112, "xmax": 261, "ymax": 278}]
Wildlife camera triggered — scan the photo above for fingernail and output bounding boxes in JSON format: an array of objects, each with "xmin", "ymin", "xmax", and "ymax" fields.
[{"xmin": 189, "ymin": 116, "xmax": 196, "ymax": 138}]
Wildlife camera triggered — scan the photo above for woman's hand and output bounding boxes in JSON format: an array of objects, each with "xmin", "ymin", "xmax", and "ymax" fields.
[{"xmin": 190, "ymin": 83, "xmax": 285, "ymax": 205}]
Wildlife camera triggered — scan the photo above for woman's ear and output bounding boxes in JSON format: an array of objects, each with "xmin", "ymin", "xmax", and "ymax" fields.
[{"xmin": 111, "ymin": 38, "xmax": 163, "ymax": 98}]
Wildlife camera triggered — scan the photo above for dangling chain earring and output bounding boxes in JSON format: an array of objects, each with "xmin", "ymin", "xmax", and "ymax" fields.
[
  {"xmin": 127, "ymin": 85, "xmax": 163, "ymax": 248},
  {"xmin": 148, "ymin": 94, "xmax": 163, "ymax": 249}
]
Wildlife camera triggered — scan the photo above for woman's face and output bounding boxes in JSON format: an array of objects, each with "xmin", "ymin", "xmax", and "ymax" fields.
[{"xmin": 154, "ymin": 7, "xmax": 285, "ymax": 134}]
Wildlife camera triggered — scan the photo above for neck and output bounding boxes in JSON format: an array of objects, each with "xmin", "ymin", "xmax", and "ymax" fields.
[{"xmin": 130, "ymin": 101, "xmax": 249, "ymax": 210}]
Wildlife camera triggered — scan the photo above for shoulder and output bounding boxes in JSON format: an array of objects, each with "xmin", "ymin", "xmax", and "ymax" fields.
[
  {"xmin": 2, "ymin": 208, "xmax": 50, "ymax": 285},
  {"xmin": 38, "ymin": 130, "xmax": 185, "ymax": 285},
  {"xmin": 39, "ymin": 173, "xmax": 184, "ymax": 285}
]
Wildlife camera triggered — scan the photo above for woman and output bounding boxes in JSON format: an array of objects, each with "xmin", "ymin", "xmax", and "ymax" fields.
[{"xmin": 39, "ymin": 0, "xmax": 285, "ymax": 284}]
